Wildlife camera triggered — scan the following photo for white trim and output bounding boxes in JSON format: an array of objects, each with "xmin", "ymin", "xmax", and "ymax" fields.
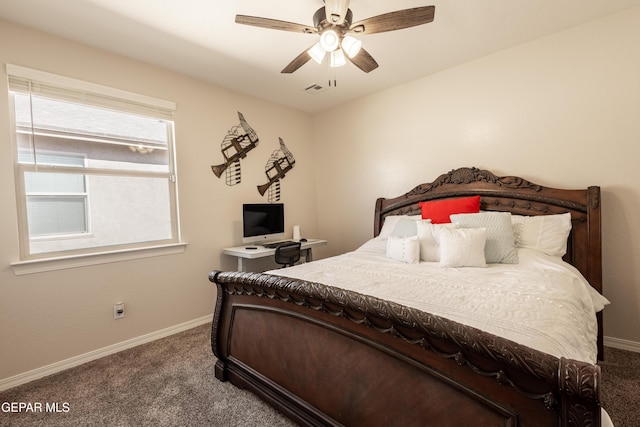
[
  {"xmin": 604, "ymin": 336, "xmax": 640, "ymax": 353},
  {"xmin": 11, "ymin": 242, "xmax": 187, "ymax": 275},
  {"xmin": 0, "ymin": 315, "xmax": 212, "ymax": 392}
]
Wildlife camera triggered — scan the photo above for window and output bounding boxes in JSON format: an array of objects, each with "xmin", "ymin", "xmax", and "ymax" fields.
[
  {"xmin": 7, "ymin": 64, "xmax": 181, "ymax": 262},
  {"xmin": 22, "ymin": 152, "xmax": 88, "ymax": 237}
]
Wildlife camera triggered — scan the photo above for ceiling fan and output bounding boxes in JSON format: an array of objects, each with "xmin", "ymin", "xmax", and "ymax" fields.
[{"xmin": 235, "ymin": 1, "xmax": 435, "ymax": 74}]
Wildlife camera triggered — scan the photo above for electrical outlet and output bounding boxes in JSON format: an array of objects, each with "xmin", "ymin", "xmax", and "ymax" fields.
[{"xmin": 113, "ymin": 302, "xmax": 125, "ymax": 319}]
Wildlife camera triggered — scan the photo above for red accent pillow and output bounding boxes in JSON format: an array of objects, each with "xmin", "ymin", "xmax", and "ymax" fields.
[{"xmin": 419, "ymin": 195, "xmax": 481, "ymax": 224}]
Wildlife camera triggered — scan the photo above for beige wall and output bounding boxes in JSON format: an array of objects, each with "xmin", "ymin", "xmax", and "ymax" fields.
[
  {"xmin": 312, "ymin": 8, "xmax": 640, "ymax": 346},
  {"xmin": 0, "ymin": 20, "xmax": 317, "ymax": 383}
]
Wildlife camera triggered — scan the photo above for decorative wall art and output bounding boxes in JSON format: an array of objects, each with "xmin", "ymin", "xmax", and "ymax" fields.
[
  {"xmin": 257, "ymin": 138, "xmax": 296, "ymax": 202},
  {"xmin": 211, "ymin": 112, "xmax": 259, "ymax": 185}
]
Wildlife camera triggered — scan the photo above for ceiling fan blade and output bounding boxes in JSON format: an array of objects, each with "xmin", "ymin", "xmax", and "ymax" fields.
[
  {"xmin": 281, "ymin": 47, "xmax": 314, "ymax": 74},
  {"xmin": 347, "ymin": 47, "xmax": 378, "ymax": 73},
  {"xmin": 235, "ymin": 15, "xmax": 317, "ymax": 34},
  {"xmin": 349, "ymin": 6, "xmax": 435, "ymax": 35},
  {"xmin": 324, "ymin": 0, "xmax": 350, "ymax": 25}
]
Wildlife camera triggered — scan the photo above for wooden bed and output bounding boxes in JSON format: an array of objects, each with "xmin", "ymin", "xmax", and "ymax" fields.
[{"xmin": 209, "ymin": 167, "xmax": 604, "ymax": 427}]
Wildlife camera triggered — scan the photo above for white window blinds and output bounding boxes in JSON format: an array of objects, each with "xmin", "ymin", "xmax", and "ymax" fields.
[{"xmin": 6, "ymin": 64, "xmax": 175, "ymax": 120}]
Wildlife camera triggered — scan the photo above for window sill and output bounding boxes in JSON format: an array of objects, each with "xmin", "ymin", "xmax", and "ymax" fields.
[{"xmin": 11, "ymin": 243, "xmax": 187, "ymax": 275}]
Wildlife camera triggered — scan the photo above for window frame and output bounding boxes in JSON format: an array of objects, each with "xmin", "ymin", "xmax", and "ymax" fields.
[{"xmin": 7, "ymin": 64, "xmax": 185, "ymax": 274}]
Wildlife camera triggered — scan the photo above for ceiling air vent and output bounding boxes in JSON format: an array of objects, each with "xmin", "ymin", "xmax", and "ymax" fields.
[{"xmin": 304, "ymin": 83, "xmax": 326, "ymax": 95}]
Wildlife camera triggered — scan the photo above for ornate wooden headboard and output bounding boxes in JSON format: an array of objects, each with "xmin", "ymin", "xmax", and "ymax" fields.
[{"xmin": 374, "ymin": 167, "xmax": 603, "ymax": 356}]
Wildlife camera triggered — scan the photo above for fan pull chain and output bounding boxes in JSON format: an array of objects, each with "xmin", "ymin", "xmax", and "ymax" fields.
[{"xmin": 328, "ymin": 58, "xmax": 337, "ymax": 87}]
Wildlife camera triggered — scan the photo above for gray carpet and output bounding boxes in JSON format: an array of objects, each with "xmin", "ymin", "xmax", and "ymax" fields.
[
  {"xmin": 0, "ymin": 323, "xmax": 637, "ymax": 426},
  {"xmin": 600, "ymin": 346, "xmax": 640, "ymax": 427},
  {"xmin": 0, "ymin": 323, "xmax": 295, "ymax": 427}
]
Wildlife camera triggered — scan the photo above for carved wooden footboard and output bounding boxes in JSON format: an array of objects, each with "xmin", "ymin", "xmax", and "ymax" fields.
[
  {"xmin": 209, "ymin": 271, "xmax": 601, "ymax": 427},
  {"xmin": 210, "ymin": 167, "xmax": 603, "ymax": 426}
]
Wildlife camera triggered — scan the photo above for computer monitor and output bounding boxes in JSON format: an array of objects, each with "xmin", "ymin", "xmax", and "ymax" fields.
[{"xmin": 242, "ymin": 203, "xmax": 285, "ymax": 244}]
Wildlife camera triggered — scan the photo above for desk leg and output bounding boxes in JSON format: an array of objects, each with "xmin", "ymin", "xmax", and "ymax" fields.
[
  {"xmin": 305, "ymin": 248, "xmax": 313, "ymax": 263},
  {"xmin": 237, "ymin": 257, "xmax": 245, "ymax": 272}
]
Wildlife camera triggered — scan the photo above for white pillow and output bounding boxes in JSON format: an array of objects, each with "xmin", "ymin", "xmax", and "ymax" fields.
[
  {"xmin": 416, "ymin": 222, "xmax": 457, "ymax": 262},
  {"xmin": 390, "ymin": 217, "xmax": 431, "ymax": 237},
  {"xmin": 386, "ymin": 236, "xmax": 420, "ymax": 264},
  {"xmin": 379, "ymin": 215, "xmax": 422, "ymax": 238},
  {"xmin": 439, "ymin": 227, "xmax": 487, "ymax": 268},
  {"xmin": 511, "ymin": 212, "xmax": 572, "ymax": 257},
  {"xmin": 451, "ymin": 212, "xmax": 518, "ymax": 264}
]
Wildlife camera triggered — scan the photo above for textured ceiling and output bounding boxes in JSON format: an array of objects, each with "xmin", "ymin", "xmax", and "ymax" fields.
[{"xmin": 2, "ymin": 0, "xmax": 640, "ymax": 113}]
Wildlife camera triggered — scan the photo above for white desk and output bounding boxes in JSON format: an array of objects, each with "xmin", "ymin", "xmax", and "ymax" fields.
[{"xmin": 222, "ymin": 239, "xmax": 327, "ymax": 271}]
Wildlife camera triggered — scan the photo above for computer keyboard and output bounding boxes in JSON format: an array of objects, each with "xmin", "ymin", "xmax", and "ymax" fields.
[{"xmin": 263, "ymin": 240, "xmax": 295, "ymax": 249}]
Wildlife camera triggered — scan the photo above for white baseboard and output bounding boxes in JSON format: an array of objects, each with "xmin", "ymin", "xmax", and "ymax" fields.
[
  {"xmin": 604, "ymin": 335, "xmax": 640, "ymax": 353},
  {"xmin": 0, "ymin": 315, "xmax": 212, "ymax": 392}
]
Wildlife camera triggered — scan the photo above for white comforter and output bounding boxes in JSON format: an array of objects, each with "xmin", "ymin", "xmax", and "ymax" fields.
[{"xmin": 267, "ymin": 237, "xmax": 610, "ymax": 364}]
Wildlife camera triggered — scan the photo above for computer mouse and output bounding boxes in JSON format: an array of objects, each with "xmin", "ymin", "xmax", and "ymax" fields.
[{"xmin": 299, "ymin": 238, "xmax": 307, "ymax": 242}]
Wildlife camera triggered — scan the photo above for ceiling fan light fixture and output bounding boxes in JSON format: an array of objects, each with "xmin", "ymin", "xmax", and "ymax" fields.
[
  {"xmin": 330, "ymin": 49, "xmax": 347, "ymax": 68},
  {"xmin": 308, "ymin": 42, "xmax": 326, "ymax": 64},
  {"xmin": 341, "ymin": 35, "xmax": 362, "ymax": 58},
  {"xmin": 319, "ymin": 29, "xmax": 339, "ymax": 52},
  {"xmin": 236, "ymin": 4, "xmax": 435, "ymax": 74}
]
